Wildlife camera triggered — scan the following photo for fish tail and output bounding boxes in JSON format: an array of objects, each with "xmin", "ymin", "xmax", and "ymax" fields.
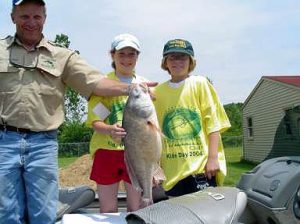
[
  {"xmin": 153, "ymin": 164, "xmax": 166, "ymax": 184},
  {"xmin": 140, "ymin": 198, "xmax": 153, "ymax": 208}
]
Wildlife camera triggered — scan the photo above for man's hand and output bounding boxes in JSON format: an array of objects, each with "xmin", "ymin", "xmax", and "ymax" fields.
[
  {"xmin": 126, "ymin": 82, "xmax": 158, "ymax": 99},
  {"xmin": 144, "ymin": 81, "xmax": 158, "ymax": 88},
  {"xmin": 144, "ymin": 82, "xmax": 158, "ymax": 100}
]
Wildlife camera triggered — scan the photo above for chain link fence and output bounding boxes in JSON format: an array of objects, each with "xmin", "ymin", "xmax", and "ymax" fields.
[
  {"xmin": 58, "ymin": 136, "xmax": 243, "ymax": 158},
  {"xmin": 58, "ymin": 142, "xmax": 89, "ymax": 157}
]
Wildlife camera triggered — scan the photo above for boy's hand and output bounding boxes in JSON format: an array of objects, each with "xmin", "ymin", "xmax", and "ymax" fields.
[
  {"xmin": 152, "ymin": 166, "xmax": 166, "ymax": 187},
  {"xmin": 204, "ymin": 157, "xmax": 220, "ymax": 180}
]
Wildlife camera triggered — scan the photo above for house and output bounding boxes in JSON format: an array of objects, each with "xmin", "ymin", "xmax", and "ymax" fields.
[{"xmin": 242, "ymin": 76, "xmax": 300, "ymax": 162}]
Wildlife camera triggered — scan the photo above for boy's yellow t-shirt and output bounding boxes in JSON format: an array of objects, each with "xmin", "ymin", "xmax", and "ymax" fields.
[
  {"xmin": 154, "ymin": 75, "xmax": 231, "ymax": 191},
  {"xmin": 85, "ymin": 71, "xmax": 147, "ymax": 157}
]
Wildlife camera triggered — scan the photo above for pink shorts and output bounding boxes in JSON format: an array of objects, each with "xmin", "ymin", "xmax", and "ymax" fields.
[{"xmin": 90, "ymin": 149, "xmax": 131, "ymax": 185}]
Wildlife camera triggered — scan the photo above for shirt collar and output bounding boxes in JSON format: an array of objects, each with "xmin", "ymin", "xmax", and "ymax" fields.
[{"xmin": 7, "ymin": 34, "xmax": 52, "ymax": 53}]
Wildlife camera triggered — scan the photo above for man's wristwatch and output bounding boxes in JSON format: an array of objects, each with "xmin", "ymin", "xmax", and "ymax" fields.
[{"xmin": 125, "ymin": 83, "xmax": 133, "ymax": 95}]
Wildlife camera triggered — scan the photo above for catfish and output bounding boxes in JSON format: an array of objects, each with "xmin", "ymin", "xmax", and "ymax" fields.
[{"xmin": 123, "ymin": 83, "xmax": 165, "ymax": 207}]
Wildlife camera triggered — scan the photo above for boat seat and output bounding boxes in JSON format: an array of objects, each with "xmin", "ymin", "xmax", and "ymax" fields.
[
  {"xmin": 126, "ymin": 186, "xmax": 247, "ymax": 224},
  {"xmin": 57, "ymin": 185, "xmax": 95, "ymax": 220}
]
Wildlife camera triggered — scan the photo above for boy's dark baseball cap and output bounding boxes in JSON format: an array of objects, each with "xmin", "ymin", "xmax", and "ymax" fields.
[
  {"xmin": 163, "ymin": 39, "xmax": 194, "ymax": 57},
  {"xmin": 13, "ymin": 0, "xmax": 45, "ymax": 5}
]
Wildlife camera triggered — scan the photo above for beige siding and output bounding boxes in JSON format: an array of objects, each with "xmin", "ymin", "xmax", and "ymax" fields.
[{"xmin": 242, "ymin": 79, "xmax": 300, "ymax": 162}]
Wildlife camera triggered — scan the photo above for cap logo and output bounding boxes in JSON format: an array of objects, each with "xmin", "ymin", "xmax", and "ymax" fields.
[{"xmin": 168, "ymin": 40, "xmax": 187, "ymax": 49}]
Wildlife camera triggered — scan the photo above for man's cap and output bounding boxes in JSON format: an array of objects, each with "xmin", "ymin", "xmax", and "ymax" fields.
[
  {"xmin": 163, "ymin": 39, "xmax": 194, "ymax": 57},
  {"xmin": 13, "ymin": 0, "xmax": 45, "ymax": 6},
  {"xmin": 111, "ymin": 33, "xmax": 140, "ymax": 52}
]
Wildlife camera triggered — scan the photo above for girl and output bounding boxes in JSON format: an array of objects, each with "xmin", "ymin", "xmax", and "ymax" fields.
[{"xmin": 86, "ymin": 34, "xmax": 147, "ymax": 212}]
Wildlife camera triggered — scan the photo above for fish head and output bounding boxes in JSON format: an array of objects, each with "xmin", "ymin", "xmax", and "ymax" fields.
[{"xmin": 126, "ymin": 83, "xmax": 154, "ymax": 118}]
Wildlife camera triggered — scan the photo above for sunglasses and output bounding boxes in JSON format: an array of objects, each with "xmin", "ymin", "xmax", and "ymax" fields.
[{"xmin": 9, "ymin": 46, "xmax": 38, "ymax": 69}]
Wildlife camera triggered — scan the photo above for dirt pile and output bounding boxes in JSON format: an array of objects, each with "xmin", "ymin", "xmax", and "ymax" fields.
[
  {"xmin": 59, "ymin": 154, "xmax": 96, "ymax": 190},
  {"xmin": 59, "ymin": 154, "xmax": 125, "ymax": 192}
]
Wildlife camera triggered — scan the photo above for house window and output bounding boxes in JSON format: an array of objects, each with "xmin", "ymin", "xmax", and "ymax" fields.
[{"xmin": 247, "ymin": 117, "xmax": 253, "ymax": 138}]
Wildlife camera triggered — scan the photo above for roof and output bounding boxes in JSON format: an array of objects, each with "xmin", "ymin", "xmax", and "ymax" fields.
[
  {"xmin": 243, "ymin": 75, "xmax": 300, "ymax": 109},
  {"xmin": 264, "ymin": 76, "xmax": 300, "ymax": 88}
]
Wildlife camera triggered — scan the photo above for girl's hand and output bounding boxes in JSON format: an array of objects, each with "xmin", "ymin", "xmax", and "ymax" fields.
[{"xmin": 110, "ymin": 123, "xmax": 126, "ymax": 143}]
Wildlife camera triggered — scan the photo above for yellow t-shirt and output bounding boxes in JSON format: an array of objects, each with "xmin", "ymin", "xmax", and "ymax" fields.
[
  {"xmin": 154, "ymin": 75, "xmax": 231, "ymax": 191},
  {"xmin": 86, "ymin": 71, "xmax": 148, "ymax": 157}
]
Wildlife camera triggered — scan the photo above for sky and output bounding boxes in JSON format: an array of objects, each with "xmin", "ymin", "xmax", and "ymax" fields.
[{"xmin": 1, "ymin": 0, "xmax": 300, "ymax": 104}]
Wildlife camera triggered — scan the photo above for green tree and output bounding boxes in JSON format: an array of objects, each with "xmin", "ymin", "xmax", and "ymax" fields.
[
  {"xmin": 54, "ymin": 33, "xmax": 70, "ymax": 48},
  {"xmin": 54, "ymin": 34, "xmax": 85, "ymax": 123},
  {"xmin": 206, "ymin": 77, "xmax": 213, "ymax": 84},
  {"xmin": 223, "ymin": 102, "xmax": 243, "ymax": 136},
  {"xmin": 54, "ymin": 34, "xmax": 93, "ymax": 143},
  {"xmin": 222, "ymin": 102, "xmax": 243, "ymax": 147}
]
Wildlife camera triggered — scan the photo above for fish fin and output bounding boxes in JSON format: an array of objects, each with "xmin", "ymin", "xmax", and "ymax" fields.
[
  {"xmin": 124, "ymin": 152, "xmax": 143, "ymax": 192},
  {"xmin": 146, "ymin": 121, "xmax": 166, "ymax": 138}
]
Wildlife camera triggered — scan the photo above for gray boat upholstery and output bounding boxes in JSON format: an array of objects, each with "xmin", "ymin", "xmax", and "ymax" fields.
[
  {"xmin": 56, "ymin": 185, "xmax": 95, "ymax": 220},
  {"xmin": 126, "ymin": 186, "xmax": 247, "ymax": 224},
  {"xmin": 237, "ymin": 156, "xmax": 300, "ymax": 224}
]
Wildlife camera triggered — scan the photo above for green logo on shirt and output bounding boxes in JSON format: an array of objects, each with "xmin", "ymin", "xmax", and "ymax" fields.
[
  {"xmin": 108, "ymin": 102, "xmax": 125, "ymax": 125},
  {"xmin": 162, "ymin": 108, "xmax": 201, "ymax": 140}
]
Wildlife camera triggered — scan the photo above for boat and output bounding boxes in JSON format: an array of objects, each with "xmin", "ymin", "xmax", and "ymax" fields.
[{"xmin": 57, "ymin": 156, "xmax": 300, "ymax": 224}]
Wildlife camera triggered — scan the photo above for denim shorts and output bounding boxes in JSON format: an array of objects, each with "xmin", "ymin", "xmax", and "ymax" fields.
[
  {"xmin": 0, "ymin": 129, "xmax": 58, "ymax": 224},
  {"xmin": 165, "ymin": 173, "xmax": 217, "ymax": 197}
]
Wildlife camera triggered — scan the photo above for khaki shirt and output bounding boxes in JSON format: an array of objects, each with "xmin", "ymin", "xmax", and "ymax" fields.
[{"xmin": 0, "ymin": 35, "xmax": 103, "ymax": 131}]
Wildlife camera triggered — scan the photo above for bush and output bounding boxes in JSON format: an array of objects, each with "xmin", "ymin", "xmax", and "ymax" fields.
[
  {"xmin": 222, "ymin": 136, "xmax": 242, "ymax": 148},
  {"xmin": 58, "ymin": 122, "xmax": 93, "ymax": 143}
]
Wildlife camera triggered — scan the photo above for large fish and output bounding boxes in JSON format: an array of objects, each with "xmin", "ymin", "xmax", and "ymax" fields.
[{"xmin": 122, "ymin": 83, "xmax": 164, "ymax": 207}]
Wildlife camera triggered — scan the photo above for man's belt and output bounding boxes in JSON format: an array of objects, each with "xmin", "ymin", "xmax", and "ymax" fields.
[{"xmin": 0, "ymin": 124, "xmax": 33, "ymax": 134}]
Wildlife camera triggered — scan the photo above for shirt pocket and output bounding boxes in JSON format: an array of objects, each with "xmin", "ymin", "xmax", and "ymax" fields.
[
  {"xmin": 37, "ymin": 53, "xmax": 62, "ymax": 78},
  {"xmin": 37, "ymin": 57, "xmax": 64, "ymax": 116},
  {"xmin": 0, "ymin": 59, "xmax": 21, "ymax": 92}
]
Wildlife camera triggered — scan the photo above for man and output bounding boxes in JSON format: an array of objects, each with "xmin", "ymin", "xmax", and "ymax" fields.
[{"xmin": 0, "ymin": 0, "xmax": 155, "ymax": 223}]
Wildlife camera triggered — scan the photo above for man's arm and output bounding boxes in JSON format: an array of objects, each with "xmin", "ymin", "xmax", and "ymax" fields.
[
  {"xmin": 92, "ymin": 77, "xmax": 130, "ymax": 96},
  {"xmin": 92, "ymin": 77, "xmax": 158, "ymax": 96}
]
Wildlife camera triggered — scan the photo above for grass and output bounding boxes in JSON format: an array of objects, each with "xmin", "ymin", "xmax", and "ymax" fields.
[
  {"xmin": 58, "ymin": 147, "xmax": 257, "ymax": 186},
  {"xmin": 224, "ymin": 147, "xmax": 257, "ymax": 186},
  {"xmin": 58, "ymin": 156, "xmax": 78, "ymax": 168}
]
